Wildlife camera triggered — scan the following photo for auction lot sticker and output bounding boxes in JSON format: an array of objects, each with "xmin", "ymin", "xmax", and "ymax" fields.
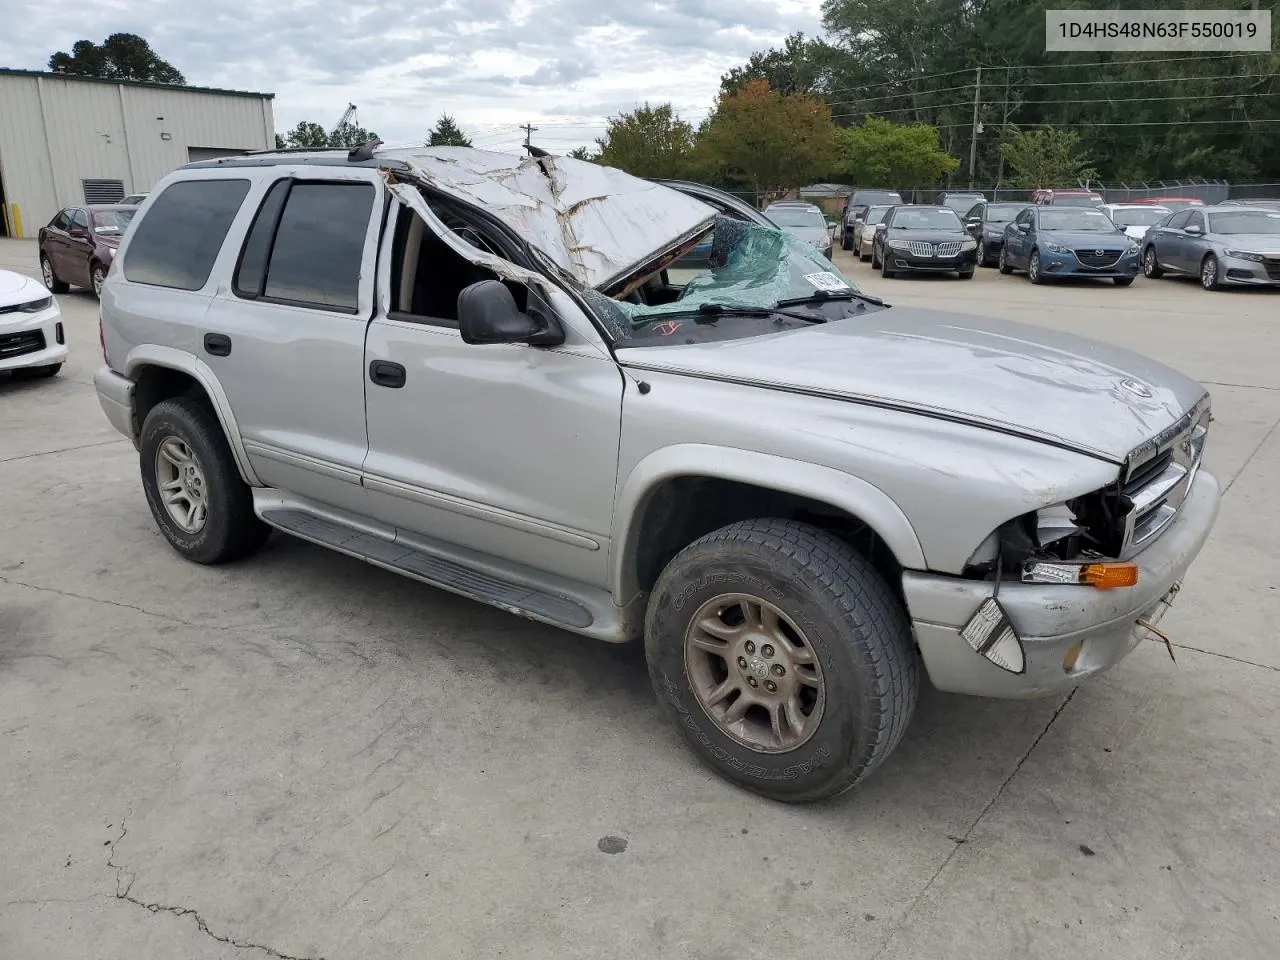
[
  {"xmin": 804, "ymin": 272, "xmax": 851, "ymax": 292},
  {"xmin": 1046, "ymin": 9, "xmax": 1271, "ymax": 52}
]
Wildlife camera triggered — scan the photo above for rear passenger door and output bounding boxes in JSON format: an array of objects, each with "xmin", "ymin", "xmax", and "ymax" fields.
[{"xmin": 199, "ymin": 170, "xmax": 384, "ymax": 516}]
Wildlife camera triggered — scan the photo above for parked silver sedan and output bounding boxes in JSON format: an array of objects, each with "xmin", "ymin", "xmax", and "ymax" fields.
[{"xmin": 1141, "ymin": 205, "xmax": 1280, "ymax": 290}]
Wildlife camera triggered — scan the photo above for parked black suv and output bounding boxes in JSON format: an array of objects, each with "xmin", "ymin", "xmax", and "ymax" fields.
[
  {"xmin": 870, "ymin": 205, "xmax": 978, "ymax": 279},
  {"xmin": 841, "ymin": 189, "xmax": 903, "ymax": 250}
]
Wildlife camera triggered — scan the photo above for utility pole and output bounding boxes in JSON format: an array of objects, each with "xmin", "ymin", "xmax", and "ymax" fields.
[
  {"xmin": 521, "ymin": 122, "xmax": 538, "ymax": 149},
  {"xmin": 968, "ymin": 66, "xmax": 981, "ymax": 190}
]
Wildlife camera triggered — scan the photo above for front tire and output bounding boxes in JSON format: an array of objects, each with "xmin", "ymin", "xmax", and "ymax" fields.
[
  {"xmin": 976, "ymin": 239, "xmax": 989, "ymax": 267},
  {"xmin": 871, "ymin": 245, "xmax": 882, "ymax": 270},
  {"xmin": 958, "ymin": 269, "xmax": 974, "ymax": 280},
  {"xmin": 1200, "ymin": 254, "xmax": 1221, "ymax": 291},
  {"xmin": 1143, "ymin": 246, "xmax": 1163, "ymax": 279},
  {"xmin": 139, "ymin": 398, "xmax": 270, "ymax": 564},
  {"xmin": 1028, "ymin": 249, "xmax": 1044, "ymax": 284},
  {"xmin": 1113, "ymin": 276, "xmax": 1135, "ymax": 287},
  {"xmin": 645, "ymin": 519, "xmax": 919, "ymax": 803},
  {"xmin": 998, "ymin": 246, "xmax": 1012, "ymax": 274},
  {"xmin": 841, "ymin": 230, "xmax": 852, "ymax": 251}
]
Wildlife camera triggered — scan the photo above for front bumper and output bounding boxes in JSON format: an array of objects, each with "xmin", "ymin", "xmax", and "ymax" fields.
[
  {"xmin": 903, "ymin": 468, "xmax": 1221, "ymax": 699},
  {"xmin": 0, "ymin": 302, "xmax": 69, "ymax": 372},
  {"xmin": 1038, "ymin": 248, "xmax": 1140, "ymax": 279},
  {"xmin": 1220, "ymin": 254, "xmax": 1280, "ymax": 286},
  {"xmin": 885, "ymin": 248, "xmax": 978, "ymax": 272}
]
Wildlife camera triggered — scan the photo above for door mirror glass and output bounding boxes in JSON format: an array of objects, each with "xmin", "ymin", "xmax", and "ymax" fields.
[
  {"xmin": 69, "ymin": 226, "xmax": 89, "ymax": 238},
  {"xmin": 1016, "ymin": 222, "xmax": 1030, "ymax": 232},
  {"xmin": 458, "ymin": 280, "xmax": 563, "ymax": 347},
  {"xmin": 1184, "ymin": 223, "xmax": 1203, "ymax": 235}
]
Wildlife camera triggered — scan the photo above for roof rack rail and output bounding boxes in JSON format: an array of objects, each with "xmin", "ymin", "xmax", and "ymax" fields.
[{"xmin": 242, "ymin": 146, "xmax": 349, "ymax": 156}]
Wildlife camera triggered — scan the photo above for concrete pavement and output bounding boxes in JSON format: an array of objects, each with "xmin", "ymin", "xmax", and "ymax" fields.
[{"xmin": 2, "ymin": 237, "xmax": 1277, "ymax": 959}]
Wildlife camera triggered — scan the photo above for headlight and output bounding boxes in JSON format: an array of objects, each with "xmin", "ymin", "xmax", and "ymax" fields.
[
  {"xmin": 1125, "ymin": 240, "xmax": 1139, "ymax": 254},
  {"xmin": 20, "ymin": 296, "xmax": 54, "ymax": 313},
  {"xmin": 960, "ymin": 239, "xmax": 977, "ymax": 251},
  {"xmin": 1225, "ymin": 249, "xmax": 1264, "ymax": 262},
  {"xmin": 1043, "ymin": 241, "xmax": 1070, "ymax": 253},
  {"xmin": 887, "ymin": 239, "xmax": 910, "ymax": 250}
]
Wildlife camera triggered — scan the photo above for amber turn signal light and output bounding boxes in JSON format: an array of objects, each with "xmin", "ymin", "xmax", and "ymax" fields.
[{"xmin": 1079, "ymin": 562, "xmax": 1139, "ymax": 590}]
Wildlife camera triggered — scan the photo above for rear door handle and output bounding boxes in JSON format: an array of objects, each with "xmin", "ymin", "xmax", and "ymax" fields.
[
  {"xmin": 369, "ymin": 360, "xmax": 406, "ymax": 389},
  {"xmin": 203, "ymin": 333, "xmax": 232, "ymax": 357}
]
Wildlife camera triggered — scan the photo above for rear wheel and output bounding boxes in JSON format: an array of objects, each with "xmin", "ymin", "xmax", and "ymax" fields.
[
  {"xmin": 1200, "ymin": 254, "xmax": 1221, "ymax": 291},
  {"xmin": 40, "ymin": 256, "xmax": 69, "ymax": 294},
  {"xmin": 90, "ymin": 262, "xmax": 106, "ymax": 298},
  {"xmin": 139, "ymin": 398, "xmax": 270, "ymax": 564},
  {"xmin": 645, "ymin": 519, "xmax": 919, "ymax": 803},
  {"xmin": 1142, "ymin": 246, "xmax": 1163, "ymax": 278}
]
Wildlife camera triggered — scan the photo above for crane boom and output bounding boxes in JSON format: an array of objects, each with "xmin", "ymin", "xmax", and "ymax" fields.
[{"xmin": 331, "ymin": 103, "xmax": 357, "ymax": 139}]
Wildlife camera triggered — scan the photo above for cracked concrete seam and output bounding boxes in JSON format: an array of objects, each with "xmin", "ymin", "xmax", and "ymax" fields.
[
  {"xmin": 103, "ymin": 809, "xmax": 326, "ymax": 960},
  {"xmin": 869, "ymin": 688, "xmax": 1079, "ymax": 960}
]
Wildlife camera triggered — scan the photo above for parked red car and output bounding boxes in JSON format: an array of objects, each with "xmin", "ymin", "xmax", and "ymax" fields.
[
  {"xmin": 37, "ymin": 204, "xmax": 138, "ymax": 298},
  {"xmin": 1030, "ymin": 189, "xmax": 1103, "ymax": 207}
]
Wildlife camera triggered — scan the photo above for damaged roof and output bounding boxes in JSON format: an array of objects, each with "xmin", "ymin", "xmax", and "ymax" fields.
[{"xmin": 379, "ymin": 147, "xmax": 717, "ymax": 290}]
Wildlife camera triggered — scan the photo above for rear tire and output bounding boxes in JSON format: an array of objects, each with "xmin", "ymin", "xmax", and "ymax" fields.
[
  {"xmin": 645, "ymin": 518, "xmax": 919, "ymax": 803},
  {"xmin": 91, "ymin": 262, "xmax": 106, "ymax": 299},
  {"xmin": 139, "ymin": 398, "xmax": 270, "ymax": 564},
  {"xmin": 40, "ymin": 256, "xmax": 69, "ymax": 294}
]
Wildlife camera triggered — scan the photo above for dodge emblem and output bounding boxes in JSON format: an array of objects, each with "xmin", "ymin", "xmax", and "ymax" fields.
[{"xmin": 1119, "ymin": 377, "xmax": 1153, "ymax": 399}]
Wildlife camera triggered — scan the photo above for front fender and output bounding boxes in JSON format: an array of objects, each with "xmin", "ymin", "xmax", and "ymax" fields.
[
  {"xmin": 610, "ymin": 443, "xmax": 926, "ymax": 601},
  {"xmin": 123, "ymin": 344, "xmax": 262, "ymax": 486}
]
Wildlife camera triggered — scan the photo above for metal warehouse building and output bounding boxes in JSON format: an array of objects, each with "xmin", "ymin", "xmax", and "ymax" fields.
[{"xmin": 0, "ymin": 69, "xmax": 274, "ymax": 238}]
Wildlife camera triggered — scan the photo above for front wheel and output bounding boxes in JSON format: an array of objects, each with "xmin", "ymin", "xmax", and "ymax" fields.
[
  {"xmin": 139, "ymin": 398, "xmax": 270, "ymax": 564},
  {"xmin": 1200, "ymin": 254, "xmax": 1221, "ymax": 291},
  {"xmin": 40, "ymin": 256, "xmax": 70, "ymax": 294},
  {"xmin": 958, "ymin": 269, "xmax": 974, "ymax": 280},
  {"xmin": 1028, "ymin": 249, "xmax": 1044, "ymax": 284},
  {"xmin": 976, "ymin": 239, "xmax": 989, "ymax": 267},
  {"xmin": 1113, "ymin": 276, "xmax": 1135, "ymax": 287},
  {"xmin": 841, "ymin": 231, "xmax": 852, "ymax": 251},
  {"xmin": 645, "ymin": 519, "xmax": 919, "ymax": 803},
  {"xmin": 871, "ymin": 246, "xmax": 882, "ymax": 270},
  {"xmin": 998, "ymin": 246, "xmax": 1013, "ymax": 274}
]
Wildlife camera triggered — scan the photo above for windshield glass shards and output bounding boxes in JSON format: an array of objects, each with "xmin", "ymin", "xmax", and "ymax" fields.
[{"xmin": 602, "ymin": 218, "xmax": 875, "ymax": 348}]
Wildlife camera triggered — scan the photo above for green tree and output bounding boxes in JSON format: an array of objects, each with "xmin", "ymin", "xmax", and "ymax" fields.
[
  {"xmin": 694, "ymin": 80, "xmax": 838, "ymax": 203},
  {"xmin": 276, "ymin": 120, "xmax": 378, "ymax": 150},
  {"xmin": 998, "ymin": 126, "xmax": 1097, "ymax": 188},
  {"xmin": 48, "ymin": 33, "xmax": 184, "ymax": 84},
  {"xmin": 328, "ymin": 119, "xmax": 379, "ymax": 148},
  {"xmin": 838, "ymin": 116, "xmax": 958, "ymax": 188},
  {"xmin": 427, "ymin": 114, "xmax": 472, "ymax": 147},
  {"xmin": 566, "ymin": 146, "xmax": 595, "ymax": 161},
  {"xmin": 594, "ymin": 103, "xmax": 695, "ymax": 178}
]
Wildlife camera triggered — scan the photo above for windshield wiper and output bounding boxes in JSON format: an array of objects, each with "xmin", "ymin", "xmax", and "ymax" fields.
[
  {"xmin": 632, "ymin": 301, "xmax": 828, "ymax": 326},
  {"xmin": 777, "ymin": 289, "xmax": 883, "ymax": 308}
]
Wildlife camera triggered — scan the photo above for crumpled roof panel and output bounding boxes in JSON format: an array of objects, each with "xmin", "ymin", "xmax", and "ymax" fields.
[{"xmin": 380, "ymin": 147, "xmax": 716, "ymax": 289}]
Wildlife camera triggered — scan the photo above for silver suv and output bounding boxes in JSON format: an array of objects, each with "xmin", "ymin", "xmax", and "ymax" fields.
[{"xmin": 94, "ymin": 146, "xmax": 1221, "ymax": 802}]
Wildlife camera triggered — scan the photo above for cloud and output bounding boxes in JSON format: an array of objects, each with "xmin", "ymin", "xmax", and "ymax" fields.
[{"xmin": 0, "ymin": 0, "xmax": 823, "ymax": 152}]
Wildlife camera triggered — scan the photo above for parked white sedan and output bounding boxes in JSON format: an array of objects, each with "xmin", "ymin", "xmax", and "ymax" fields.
[
  {"xmin": 1102, "ymin": 203, "xmax": 1172, "ymax": 242},
  {"xmin": 0, "ymin": 269, "xmax": 67, "ymax": 378}
]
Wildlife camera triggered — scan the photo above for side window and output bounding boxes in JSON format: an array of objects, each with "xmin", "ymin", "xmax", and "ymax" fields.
[
  {"xmin": 965, "ymin": 203, "xmax": 982, "ymax": 221},
  {"xmin": 51, "ymin": 210, "xmax": 71, "ymax": 230},
  {"xmin": 240, "ymin": 181, "xmax": 375, "ymax": 312},
  {"xmin": 70, "ymin": 209, "xmax": 89, "ymax": 230},
  {"xmin": 1166, "ymin": 211, "xmax": 1192, "ymax": 230},
  {"xmin": 123, "ymin": 179, "xmax": 251, "ymax": 290},
  {"xmin": 1186, "ymin": 212, "xmax": 1205, "ymax": 231},
  {"xmin": 1015, "ymin": 209, "xmax": 1032, "ymax": 227}
]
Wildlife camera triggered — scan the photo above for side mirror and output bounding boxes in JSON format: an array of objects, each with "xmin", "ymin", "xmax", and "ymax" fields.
[
  {"xmin": 457, "ymin": 280, "xmax": 564, "ymax": 347},
  {"xmin": 69, "ymin": 226, "xmax": 89, "ymax": 239},
  {"xmin": 1016, "ymin": 222, "xmax": 1030, "ymax": 232},
  {"xmin": 966, "ymin": 217, "xmax": 981, "ymax": 227},
  {"xmin": 875, "ymin": 223, "xmax": 888, "ymax": 233},
  {"xmin": 1184, "ymin": 224, "xmax": 1203, "ymax": 235}
]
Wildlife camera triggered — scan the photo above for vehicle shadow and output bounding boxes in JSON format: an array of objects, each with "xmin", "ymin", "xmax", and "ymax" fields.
[{"xmin": 236, "ymin": 532, "xmax": 1064, "ymax": 815}]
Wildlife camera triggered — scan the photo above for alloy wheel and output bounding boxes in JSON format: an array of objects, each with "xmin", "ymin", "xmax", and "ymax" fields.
[
  {"xmin": 1201, "ymin": 256, "xmax": 1218, "ymax": 290},
  {"xmin": 92, "ymin": 265, "xmax": 106, "ymax": 297},
  {"xmin": 154, "ymin": 437, "xmax": 209, "ymax": 533},
  {"xmin": 683, "ymin": 593, "xmax": 825, "ymax": 754},
  {"xmin": 41, "ymin": 258, "xmax": 55, "ymax": 288}
]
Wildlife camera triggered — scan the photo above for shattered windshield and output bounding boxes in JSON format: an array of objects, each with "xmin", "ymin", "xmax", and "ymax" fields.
[{"xmin": 592, "ymin": 217, "xmax": 872, "ymax": 347}]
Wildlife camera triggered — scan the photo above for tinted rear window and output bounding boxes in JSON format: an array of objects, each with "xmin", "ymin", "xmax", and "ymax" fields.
[{"xmin": 123, "ymin": 179, "xmax": 250, "ymax": 290}]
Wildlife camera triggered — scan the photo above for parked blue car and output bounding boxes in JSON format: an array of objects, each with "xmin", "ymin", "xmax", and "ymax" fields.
[{"xmin": 999, "ymin": 205, "xmax": 1140, "ymax": 286}]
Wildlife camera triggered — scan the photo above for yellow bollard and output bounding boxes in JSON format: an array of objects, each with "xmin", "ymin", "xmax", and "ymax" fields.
[{"xmin": 12, "ymin": 204, "xmax": 22, "ymax": 239}]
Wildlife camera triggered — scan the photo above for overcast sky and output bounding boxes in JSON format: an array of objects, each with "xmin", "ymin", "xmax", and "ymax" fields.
[{"xmin": 3, "ymin": 0, "xmax": 824, "ymax": 152}]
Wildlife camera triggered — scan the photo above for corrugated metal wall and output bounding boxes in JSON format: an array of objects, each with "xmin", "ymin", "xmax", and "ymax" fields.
[{"xmin": 0, "ymin": 73, "xmax": 274, "ymax": 237}]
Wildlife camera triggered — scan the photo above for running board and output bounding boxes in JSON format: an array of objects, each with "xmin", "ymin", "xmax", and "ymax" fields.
[{"xmin": 257, "ymin": 504, "xmax": 606, "ymax": 634}]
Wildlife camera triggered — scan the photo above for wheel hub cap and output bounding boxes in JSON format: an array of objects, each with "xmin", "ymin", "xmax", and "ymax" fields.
[
  {"xmin": 684, "ymin": 593, "xmax": 825, "ymax": 754},
  {"xmin": 155, "ymin": 437, "xmax": 209, "ymax": 534}
]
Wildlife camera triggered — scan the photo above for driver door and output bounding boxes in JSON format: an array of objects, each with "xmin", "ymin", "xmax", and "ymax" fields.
[
  {"xmin": 66, "ymin": 208, "xmax": 94, "ymax": 287},
  {"xmin": 1177, "ymin": 211, "xmax": 1208, "ymax": 272},
  {"xmin": 360, "ymin": 201, "xmax": 624, "ymax": 590},
  {"xmin": 1005, "ymin": 208, "xmax": 1033, "ymax": 266},
  {"xmin": 1150, "ymin": 210, "xmax": 1190, "ymax": 270}
]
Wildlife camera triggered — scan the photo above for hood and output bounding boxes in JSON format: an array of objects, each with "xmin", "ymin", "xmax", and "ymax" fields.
[
  {"xmin": 381, "ymin": 147, "xmax": 715, "ymax": 289},
  {"xmin": 0, "ymin": 268, "xmax": 49, "ymax": 307},
  {"xmin": 1209, "ymin": 234, "xmax": 1280, "ymax": 253},
  {"xmin": 1034, "ymin": 229, "xmax": 1130, "ymax": 249},
  {"xmin": 618, "ymin": 306, "xmax": 1207, "ymax": 462}
]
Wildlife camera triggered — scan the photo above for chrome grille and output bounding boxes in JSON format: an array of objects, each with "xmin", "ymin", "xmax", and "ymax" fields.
[
  {"xmin": 1119, "ymin": 401, "xmax": 1209, "ymax": 557},
  {"xmin": 1264, "ymin": 257, "xmax": 1280, "ymax": 281},
  {"xmin": 935, "ymin": 241, "xmax": 963, "ymax": 257},
  {"xmin": 0, "ymin": 330, "xmax": 46, "ymax": 358},
  {"xmin": 904, "ymin": 241, "xmax": 935, "ymax": 257},
  {"xmin": 1074, "ymin": 249, "xmax": 1123, "ymax": 269}
]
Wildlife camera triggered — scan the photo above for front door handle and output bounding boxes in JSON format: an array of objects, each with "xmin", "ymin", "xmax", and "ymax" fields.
[
  {"xmin": 369, "ymin": 360, "xmax": 406, "ymax": 389},
  {"xmin": 203, "ymin": 333, "xmax": 232, "ymax": 357}
]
